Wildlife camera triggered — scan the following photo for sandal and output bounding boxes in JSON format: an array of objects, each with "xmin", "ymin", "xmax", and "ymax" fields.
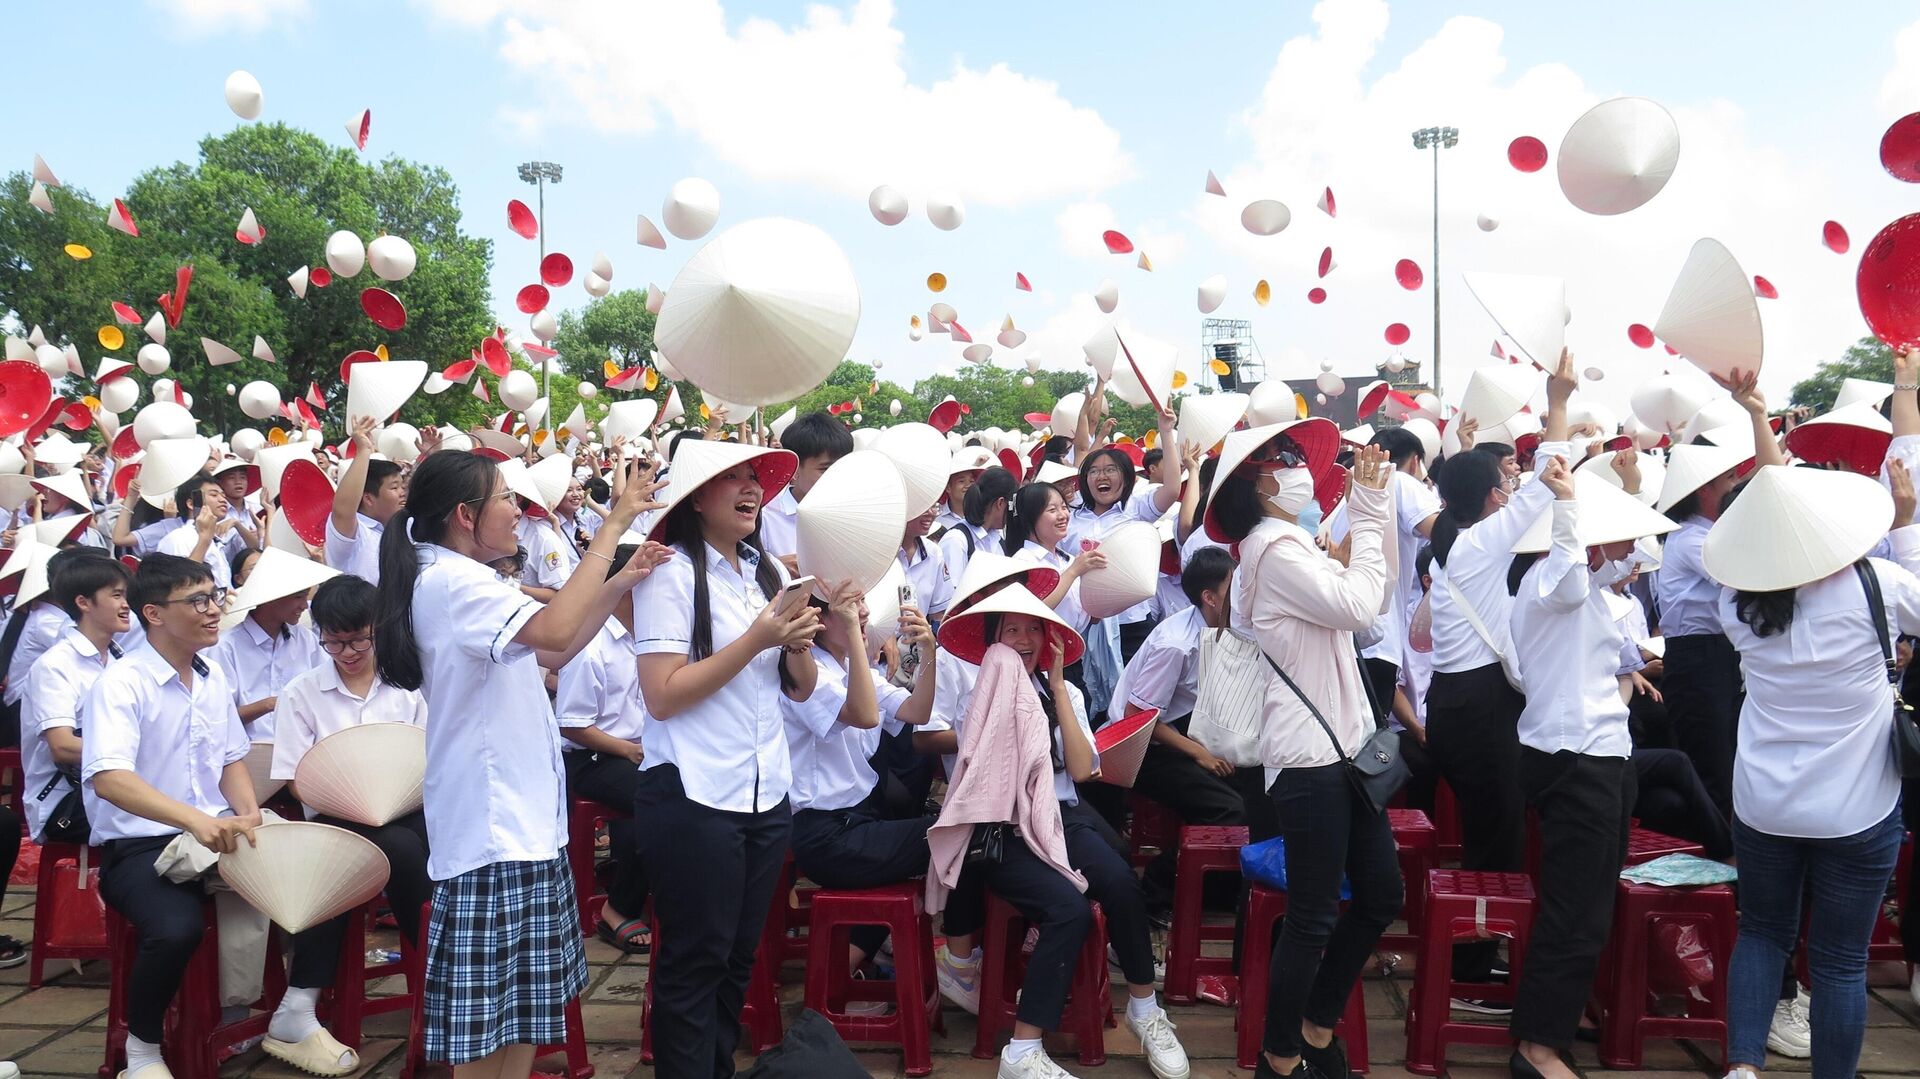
[{"xmin": 595, "ymin": 917, "xmax": 652, "ymax": 955}]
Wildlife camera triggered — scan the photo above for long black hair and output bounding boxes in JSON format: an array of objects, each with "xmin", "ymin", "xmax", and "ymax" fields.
[
  {"xmin": 964, "ymin": 466, "xmax": 1017, "ymax": 529},
  {"xmin": 659, "ymin": 488, "xmax": 784, "ymax": 664},
  {"xmin": 1734, "ymin": 588, "xmax": 1797, "ymax": 637},
  {"xmin": 1075, "ymin": 446, "xmax": 1137, "ymax": 512},
  {"xmin": 1209, "ymin": 470, "xmax": 1264, "ymax": 543},
  {"xmin": 1001, "ymin": 482, "xmax": 1063, "ymax": 555},
  {"xmin": 1431, "ymin": 447, "xmax": 1506, "ymax": 568},
  {"xmin": 375, "ymin": 450, "xmax": 499, "ymax": 691}
]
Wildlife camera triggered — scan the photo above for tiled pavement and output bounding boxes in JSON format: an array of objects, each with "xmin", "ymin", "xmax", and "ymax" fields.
[{"xmin": 3, "ymin": 886, "xmax": 1917, "ymax": 1079}]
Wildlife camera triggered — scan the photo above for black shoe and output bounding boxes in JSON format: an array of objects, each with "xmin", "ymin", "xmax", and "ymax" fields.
[
  {"xmin": 1301, "ymin": 1035, "xmax": 1350, "ymax": 1079},
  {"xmin": 1451, "ymin": 996, "xmax": 1514, "ymax": 1015},
  {"xmin": 1509, "ymin": 1050, "xmax": 1547, "ymax": 1079},
  {"xmin": 1254, "ymin": 1056, "xmax": 1328, "ymax": 1079},
  {"xmin": 0, "ymin": 936, "xmax": 24, "ymax": 970}
]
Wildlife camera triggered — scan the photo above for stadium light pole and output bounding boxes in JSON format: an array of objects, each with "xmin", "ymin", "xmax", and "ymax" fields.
[
  {"xmin": 518, "ymin": 161, "xmax": 563, "ymax": 438},
  {"xmin": 1410, "ymin": 127, "xmax": 1457, "ymax": 397}
]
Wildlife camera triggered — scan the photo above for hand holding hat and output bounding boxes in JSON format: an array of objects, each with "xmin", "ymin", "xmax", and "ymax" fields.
[{"xmin": 1610, "ymin": 447, "xmax": 1643, "ymax": 496}]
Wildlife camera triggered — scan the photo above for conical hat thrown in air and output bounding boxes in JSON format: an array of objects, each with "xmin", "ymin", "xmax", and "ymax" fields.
[
  {"xmin": 276, "ymin": 459, "xmax": 336, "ymax": 546},
  {"xmin": 344, "ymin": 359, "xmax": 427, "ymax": 425},
  {"xmin": 1655, "ymin": 442, "xmax": 1754, "ymax": 512},
  {"xmin": 796, "ymin": 450, "xmax": 907, "ymax": 598},
  {"xmin": 1245, "ymin": 381, "xmax": 1297, "ymax": 426},
  {"xmin": 1463, "ymin": 272, "xmax": 1568, "ymax": 368},
  {"xmin": 254, "ymin": 442, "xmax": 315, "ymax": 504},
  {"xmin": 1556, "ymin": 97, "xmax": 1682, "ymax": 216},
  {"xmin": 653, "ymin": 218, "xmax": 861, "ymax": 408},
  {"xmin": 217, "ymin": 821, "xmax": 390, "ymax": 934},
  {"xmin": 1702, "ymin": 465, "xmax": 1892, "ymax": 592},
  {"xmin": 1178, "ymin": 391, "xmax": 1249, "ymax": 455},
  {"xmin": 1459, "ymin": 364, "xmax": 1539, "ymax": 428},
  {"xmin": 646, "ymin": 439, "xmax": 797, "ymax": 542},
  {"xmin": 1834, "ymin": 377, "xmax": 1896, "ymax": 411},
  {"xmin": 1509, "ymin": 469, "xmax": 1679, "ymax": 553},
  {"xmin": 1108, "ymin": 333, "xmax": 1178, "ymax": 412},
  {"xmin": 1654, "ymin": 238, "xmax": 1764, "ymax": 379},
  {"xmin": 948, "ymin": 551, "xmax": 1062, "ymax": 616},
  {"xmin": 293, "ymin": 723, "xmax": 426, "ymax": 827},
  {"xmin": 1783, "ymin": 402, "xmax": 1894, "ymax": 475},
  {"xmin": 1630, "ymin": 373, "xmax": 1716, "ymax": 436},
  {"xmin": 872, "ymin": 422, "xmax": 950, "ymax": 515},
  {"xmin": 138, "ymin": 436, "xmax": 213, "ymax": 510},
  {"xmin": 1092, "ymin": 707, "xmax": 1159, "ymax": 788},
  {"xmin": 936, "ymin": 583, "xmax": 1084, "ymax": 667},
  {"xmin": 601, "ymin": 399, "xmax": 659, "ymax": 441},
  {"xmin": 1078, "ymin": 519, "xmax": 1162, "ymax": 619},
  {"xmin": 243, "ymin": 741, "xmax": 285, "ymax": 803},
  {"xmin": 1050, "ymin": 392, "xmax": 1086, "ymax": 436}
]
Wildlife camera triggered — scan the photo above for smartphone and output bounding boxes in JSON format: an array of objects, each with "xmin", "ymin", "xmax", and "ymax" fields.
[
  {"xmin": 773, "ymin": 575, "xmax": 816, "ymax": 617},
  {"xmin": 896, "ymin": 582, "xmax": 921, "ymax": 687}
]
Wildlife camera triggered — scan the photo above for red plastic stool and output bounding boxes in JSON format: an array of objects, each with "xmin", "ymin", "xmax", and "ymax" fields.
[
  {"xmin": 1128, "ymin": 791, "xmax": 1180, "ymax": 870},
  {"xmin": 1596, "ymin": 881, "xmax": 1734, "ymax": 1069},
  {"xmin": 971, "ymin": 891, "xmax": 1111, "ymax": 1066},
  {"xmin": 30, "ymin": 841, "xmax": 108, "ymax": 988},
  {"xmin": 400, "ymin": 900, "xmax": 595, "ymax": 1079},
  {"xmin": 1623, "ymin": 827, "xmax": 1705, "ymax": 867},
  {"xmin": 1403, "ymin": 870, "xmax": 1536, "ymax": 1076},
  {"xmin": 778, "ymin": 852, "xmax": 818, "ymax": 963},
  {"xmin": 1235, "ymin": 885, "xmax": 1369, "ymax": 1072},
  {"xmin": 100, "ymin": 902, "xmax": 288, "ymax": 1079},
  {"xmin": 566, "ymin": 795, "xmax": 629, "ymax": 936},
  {"xmin": 1380, "ymin": 810, "xmax": 1437, "ymax": 952},
  {"xmin": 802, "ymin": 883, "xmax": 945, "ymax": 1076},
  {"xmin": 1432, "ymin": 780, "xmax": 1462, "ymax": 864},
  {"xmin": 1164, "ymin": 824, "xmax": 1249, "ymax": 1004},
  {"xmin": 324, "ymin": 900, "xmax": 420, "ymax": 1052},
  {"xmin": 640, "ymin": 883, "xmax": 789, "ymax": 1064}
]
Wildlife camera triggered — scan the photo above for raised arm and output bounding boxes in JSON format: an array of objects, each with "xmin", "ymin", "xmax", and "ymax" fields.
[
  {"xmin": 1713, "ymin": 367, "xmax": 1783, "ymax": 469},
  {"xmin": 331, "ymin": 416, "xmax": 379, "ymax": 537},
  {"xmin": 514, "ymin": 461, "xmax": 667, "ymax": 653}
]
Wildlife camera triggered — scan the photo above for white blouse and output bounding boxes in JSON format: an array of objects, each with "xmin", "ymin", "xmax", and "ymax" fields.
[
  {"xmin": 1066, "ymin": 487, "xmax": 1166, "ymax": 623},
  {"xmin": 781, "ymin": 645, "xmax": 907, "ymax": 813},
  {"xmin": 1429, "ymin": 442, "xmax": 1569, "ymax": 674},
  {"xmin": 1508, "ymin": 500, "xmax": 1632, "ymax": 758},
  {"xmin": 1014, "ymin": 540, "xmax": 1090, "ymax": 633}
]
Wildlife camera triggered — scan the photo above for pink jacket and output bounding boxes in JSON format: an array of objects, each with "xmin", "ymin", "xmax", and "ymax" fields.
[{"xmin": 925, "ymin": 644, "xmax": 1086, "ymax": 914}]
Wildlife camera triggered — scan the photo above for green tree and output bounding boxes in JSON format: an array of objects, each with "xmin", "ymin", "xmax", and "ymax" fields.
[
  {"xmin": 0, "ymin": 123, "xmax": 494, "ymax": 439},
  {"xmin": 1789, "ymin": 336, "xmax": 1895, "ymax": 413},
  {"xmin": 909, "ymin": 365, "xmax": 1170, "ymax": 438},
  {"xmin": 549, "ymin": 288, "xmax": 656, "ymax": 385}
]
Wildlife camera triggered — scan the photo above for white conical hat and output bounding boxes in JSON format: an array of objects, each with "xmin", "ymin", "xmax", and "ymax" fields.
[
  {"xmin": 1834, "ymin": 377, "xmax": 1896, "ymax": 411},
  {"xmin": 657, "ymin": 386, "xmax": 685, "ymax": 427},
  {"xmin": 138, "ymin": 437, "xmax": 213, "ymax": 510},
  {"xmin": 1556, "ymin": 97, "xmax": 1681, "ymax": 216},
  {"xmin": 1197, "ymin": 275, "xmax": 1228, "ymax": 315},
  {"xmin": 1245, "ymin": 381, "xmax": 1295, "ymax": 426},
  {"xmin": 602, "ymin": 399, "xmax": 659, "ymax": 441},
  {"xmin": 662, "ymin": 177, "xmax": 721, "ymax": 241},
  {"xmin": 1463, "ymin": 272, "xmax": 1568, "ymax": 368},
  {"xmin": 29, "ymin": 513, "xmax": 92, "ymax": 548},
  {"xmin": 1655, "ymin": 442, "xmax": 1753, "ymax": 512},
  {"xmin": 1783, "ymin": 402, "xmax": 1894, "ymax": 475},
  {"xmin": 225, "ymin": 548, "xmax": 338, "ymax": 617},
  {"xmin": 267, "ymin": 503, "xmax": 312, "ymax": 556},
  {"xmin": 1091, "ymin": 707, "xmax": 1159, "ymax": 788},
  {"xmin": 345, "ymin": 360, "xmax": 427, "ymax": 425},
  {"xmin": 521, "ymin": 452, "xmax": 573, "ymax": 513},
  {"xmin": 1682, "ymin": 397, "xmax": 1751, "ymax": 446},
  {"xmin": 1702, "ymin": 465, "xmax": 1893, "ymax": 591},
  {"xmin": 1401, "ymin": 417, "xmax": 1442, "ymax": 461},
  {"xmin": 1459, "ymin": 364, "xmax": 1539, "ymax": 428},
  {"xmin": 243, "ymin": 741, "xmax": 285, "ymax": 803},
  {"xmin": 31, "ymin": 470, "xmax": 92, "ymax": 509},
  {"xmin": 949, "ymin": 551, "xmax": 1061, "ymax": 615},
  {"xmin": 1109, "ymin": 333, "xmax": 1177, "ymax": 411},
  {"xmin": 872, "ymin": 422, "xmax": 950, "ymax": 515},
  {"xmin": 1654, "ymin": 238, "xmax": 1763, "ymax": 379},
  {"xmin": 770, "ymin": 406, "xmax": 798, "ymax": 440},
  {"xmin": 645, "ymin": 438, "xmax": 797, "ymax": 542},
  {"xmin": 217, "ymin": 821, "xmax": 390, "ymax": 934},
  {"xmin": 863, "ymin": 560, "xmax": 908, "ymax": 640},
  {"xmin": 254, "ymin": 442, "xmax": 315, "ymax": 503},
  {"xmin": 1576, "ymin": 450, "xmax": 1667, "ymax": 507},
  {"xmin": 796, "ymin": 450, "xmax": 907, "ymax": 598},
  {"xmin": 292, "ymin": 723, "xmax": 426, "ymax": 827},
  {"xmin": 653, "ymin": 218, "xmax": 860, "ymax": 408},
  {"xmin": 1510, "ymin": 469, "xmax": 1678, "ymax": 553},
  {"xmin": 1050, "ymin": 392, "xmax": 1086, "ymax": 436},
  {"xmin": 1629, "ymin": 373, "xmax": 1715, "ymax": 436},
  {"xmin": 1177, "ymin": 391, "xmax": 1248, "ymax": 455},
  {"xmin": 1078, "ymin": 520, "xmax": 1161, "ymax": 619}
]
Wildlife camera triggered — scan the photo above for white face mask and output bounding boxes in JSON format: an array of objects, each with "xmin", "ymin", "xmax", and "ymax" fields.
[
  {"xmin": 1265, "ymin": 467, "xmax": 1316, "ymax": 516},
  {"xmin": 1592, "ymin": 557, "xmax": 1636, "ymax": 588}
]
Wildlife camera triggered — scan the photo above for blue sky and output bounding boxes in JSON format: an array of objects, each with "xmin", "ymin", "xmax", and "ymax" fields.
[{"xmin": 17, "ymin": 0, "xmax": 1920, "ymax": 420}]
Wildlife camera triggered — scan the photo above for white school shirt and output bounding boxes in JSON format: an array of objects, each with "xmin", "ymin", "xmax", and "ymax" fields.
[
  {"xmin": 323, "ymin": 513, "xmax": 384, "ymax": 584},
  {"xmin": 1653, "ymin": 517, "xmax": 1721, "ymax": 638},
  {"xmin": 937, "ymin": 522, "xmax": 998, "ymax": 598},
  {"xmin": 410, "ymin": 544, "xmax": 566, "ymax": 880},
  {"xmin": 1329, "ymin": 471, "xmax": 1439, "ymax": 670},
  {"xmin": 130, "ymin": 517, "xmax": 185, "ymax": 557},
  {"xmin": 1396, "ymin": 592, "xmax": 1433, "ymax": 729},
  {"xmin": 5, "ymin": 603, "xmax": 71, "ymax": 707},
  {"xmin": 271, "ymin": 661, "xmax": 429, "ymax": 784},
  {"xmin": 1066, "ymin": 487, "xmax": 1166, "ymax": 624},
  {"xmin": 20, "ymin": 628, "xmax": 118, "ymax": 838},
  {"xmin": 632, "ymin": 540, "xmax": 795, "ymax": 813},
  {"xmin": 1109, "ymin": 604, "xmax": 1206, "ymax": 725},
  {"xmin": 208, "ymin": 617, "xmax": 323, "ymax": 741},
  {"xmin": 156, "ymin": 524, "xmax": 234, "ymax": 590},
  {"xmin": 1508, "ymin": 500, "xmax": 1632, "ymax": 758},
  {"xmin": 1719, "ymin": 540, "xmax": 1920, "ymax": 839},
  {"xmin": 81, "ymin": 645, "xmax": 250, "ymax": 844},
  {"xmin": 518, "ymin": 516, "xmax": 572, "ymax": 589},
  {"xmin": 555, "ymin": 617, "xmax": 648, "ymax": 745},
  {"xmin": 933, "ymin": 506, "xmax": 965, "ymax": 533},
  {"xmin": 896, "ymin": 537, "xmax": 955, "ymax": 619},
  {"xmin": 1429, "ymin": 441, "xmax": 1569, "ymax": 674},
  {"xmin": 1015, "ymin": 540, "xmax": 1091, "ymax": 633},
  {"xmin": 758, "ymin": 487, "xmax": 799, "ymax": 560},
  {"xmin": 781, "ymin": 644, "xmax": 908, "ymax": 813}
]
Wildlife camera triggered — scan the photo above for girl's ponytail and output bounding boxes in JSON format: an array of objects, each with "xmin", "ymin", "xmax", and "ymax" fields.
[{"xmin": 374, "ymin": 505, "xmax": 424, "ymax": 690}]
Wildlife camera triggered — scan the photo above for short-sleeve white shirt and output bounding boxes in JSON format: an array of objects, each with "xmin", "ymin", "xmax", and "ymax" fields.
[
  {"xmin": 323, "ymin": 513, "xmax": 384, "ymax": 584},
  {"xmin": 555, "ymin": 617, "xmax": 647, "ymax": 745},
  {"xmin": 81, "ymin": 645, "xmax": 251, "ymax": 843},
  {"xmin": 20, "ymin": 628, "xmax": 118, "ymax": 837},
  {"xmin": 208, "ymin": 617, "xmax": 324, "ymax": 741},
  {"xmin": 156, "ymin": 524, "xmax": 234, "ymax": 590},
  {"xmin": 270, "ymin": 661, "xmax": 429, "ymax": 783},
  {"xmin": 781, "ymin": 644, "xmax": 908, "ymax": 813}
]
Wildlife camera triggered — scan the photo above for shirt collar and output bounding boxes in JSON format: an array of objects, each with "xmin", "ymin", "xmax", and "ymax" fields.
[
  {"xmin": 125, "ymin": 642, "xmax": 208, "ymax": 686},
  {"xmin": 358, "ymin": 513, "xmax": 385, "ymax": 536},
  {"xmin": 241, "ymin": 617, "xmax": 289, "ymax": 645},
  {"xmin": 61, "ymin": 625, "xmax": 106, "ymax": 660},
  {"xmin": 703, "ymin": 540, "xmax": 762, "ymax": 577}
]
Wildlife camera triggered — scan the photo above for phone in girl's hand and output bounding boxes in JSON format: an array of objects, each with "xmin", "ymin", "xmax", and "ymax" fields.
[
  {"xmin": 897, "ymin": 582, "xmax": 921, "ymax": 685},
  {"xmin": 773, "ymin": 575, "xmax": 816, "ymax": 617}
]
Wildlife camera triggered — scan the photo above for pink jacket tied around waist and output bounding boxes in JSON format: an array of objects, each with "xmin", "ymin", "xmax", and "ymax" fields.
[{"xmin": 924, "ymin": 643, "xmax": 1086, "ymax": 914}]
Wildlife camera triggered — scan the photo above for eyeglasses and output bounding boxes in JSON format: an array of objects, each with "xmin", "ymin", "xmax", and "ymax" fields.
[
  {"xmin": 1085, "ymin": 466, "xmax": 1125, "ymax": 479},
  {"xmin": 319, "ymin": 635, "xmax": 374, "ymax": 655},
  {"xmin": 156, "ymin": 588, "xmax": 228, "ymax": 614}
]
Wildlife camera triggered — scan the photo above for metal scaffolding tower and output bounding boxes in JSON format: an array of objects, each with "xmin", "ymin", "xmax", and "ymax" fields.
[{"xmin": 1199, "ymin": 319, "xmax": 1267, "ymax": 391}]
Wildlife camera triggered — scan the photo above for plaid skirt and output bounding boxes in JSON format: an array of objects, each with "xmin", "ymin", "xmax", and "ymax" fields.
[{"xmin": 422, "ymin": 856, "xmax": 588, "ymax": 1064}]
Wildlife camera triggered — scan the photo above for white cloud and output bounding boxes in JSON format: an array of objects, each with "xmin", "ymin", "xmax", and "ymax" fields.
[
  {"xmin": 1882, "ymin": 20, "xmax": 1920, "ymax": 117},
  {"xmin": 421, "ymin": 0, "xmax": 1132, "ymax": 206},
  {"xmin": 150, "ymin": 0, "xmax": 307, "ymax": 34},
  {"xmin": 1055, "ymin": 200, "xmax": 1189, "ymax": 269}
]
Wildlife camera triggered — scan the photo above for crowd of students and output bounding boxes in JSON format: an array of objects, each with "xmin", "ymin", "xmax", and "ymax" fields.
[{"xmin": 0, "ymin": 351, "xmax": 1916, "ymax": 1079}]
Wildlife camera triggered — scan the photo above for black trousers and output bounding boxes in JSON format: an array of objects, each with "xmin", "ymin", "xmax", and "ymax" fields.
[
  {"xmin": 1662, "ymin": 633, "xmax": 1742, "ymax": 819},
  {"xmin": 0, "ymin": 805, "xmax": 18, "ymax": 903},
  {"xmin": 791, "ymin": 803, "xmax": 935, "ymax": 958},
  {"xmin": 101, "ymin": 834, "xmax": 343, "ymax": 1043},
  {"xmin": 564, "ymin": 751, "xmax": 649, "ymax": 920},
  {"xmin": 1511, "ymin": 748, "xmax": 1635, "ymax": 1049},
  {"xmin": 943, "ymin": 827, "xmax": 1091, "ymax": 1031},
  {"xmin": 1630, "ymin": 748, "xmax": 1732, "ymax": 860},
  {"xmin": 1905, "ymin": 775, "xmax": 1920, "ymax": 965},
  {"xmin": 1397, "ymin": 729, "xmax": 1439, "ymax": 814},
  {"xmin": 870, "ymin": 726, "xmax": 937, "ymax": 818},
  {"xmin": 1060, "ymin": 800, "xmax": 1157, "ymax": 987},
  {"xmin": 1129, "ymin": 738, "xmax": 1247, "ymax": 909},
  {"xmin": 1425, "ymin": 662, "xmax": 1526, "ymax": 978},
  {"xmin": 1263, "ymin": 764, "xmax": 1404, "ymax": 1059},
  {"xmin": 312, "ymin": 810, "xmax": 433, "ymax": 945},
  {"xmin": 633, "ymin": 765, "xmax": 790, "ymax": 1079},
  {"xmin": 1361, "ymin": 657, "xmax": 1399, "ymax": 724}
]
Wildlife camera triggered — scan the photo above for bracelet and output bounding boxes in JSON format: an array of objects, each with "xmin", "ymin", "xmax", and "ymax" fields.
[
  {"xmin": 1898, "ymin": 383, "xmax": 1920, "ymax": 392},
  {"xmin": 583, "ymin": 550, "xmax": 613, "ymax": 565}
]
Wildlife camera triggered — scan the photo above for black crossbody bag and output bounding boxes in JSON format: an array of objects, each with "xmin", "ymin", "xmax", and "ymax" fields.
[
  {"xmin": 1856, "ymin": 560, "xmax": 1920, "ymax": 777},
  {"xmin": 1261, "ymin": 650, "xmax": 1409, "ymax": 814}
]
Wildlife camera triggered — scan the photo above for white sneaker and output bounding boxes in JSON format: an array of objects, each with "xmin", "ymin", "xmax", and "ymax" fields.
[
  {"xmin": 998, "ymin": 1046, "xmax": 1077, "ymax": 1078},
  {"xmin": 1723, "ymin": 1069, "xmax": 1760, "ymax": 1079},
  {"xmin": 1766, "ymin": 996, "xmax": 1811, "ymax": 1058},
  {"xmin": 937, "ymin": 946, "xmax": 981, "ymax": 1016},
  {"xmin": 1909, "ymin": 966, "xmax": 1920, "ymax": 1009},
  {"xmin": 1124, "ymin": 1006, "xmax": 1191, "ymax": 1079},
  {"xmin": 1, "ymin": 1062, "xmax": 19, "ymax": 1079}
]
